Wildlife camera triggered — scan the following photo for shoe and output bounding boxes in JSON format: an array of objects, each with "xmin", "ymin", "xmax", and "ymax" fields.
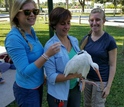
[{"xmin": 0, "ymin": 78, "xmax": 5, "ymax": 84}]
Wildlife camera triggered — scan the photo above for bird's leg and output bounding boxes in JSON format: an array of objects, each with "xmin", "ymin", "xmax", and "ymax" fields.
[
  {"xmin": 79, "ymin": 78, "xmax": 85, "ymax": 92},
  {"xmin": 82, "ymin": 80, "xmax": 86, "ymax": 92},
  {"xmin": 94, "ymin": 68, "xmax": 104, "ymax": 90},
  {"xmin": 81, "ymin": 80, "xmax": 85, "ymax": 92},
  {"xmin": 80, "ymin": 79, "xmax": 98, "ymax": 92},
  {"xmin": 82, "ymin": 79, "xmax": 98, "ymax": 86}
]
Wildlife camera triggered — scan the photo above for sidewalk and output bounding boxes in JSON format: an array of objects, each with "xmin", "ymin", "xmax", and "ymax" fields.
[
  {"xmin": 71, "ymin": 16, "xmax": 124, "ymax": 27},
  {"xmin": 71, "ymin": 19, "xmax": 124, "ymax": 28},
  {"xmin": 0, "ymin": 69, "xmax": 15, "ymax": 107},
  {"xmin": 0, "ymin": 46, "xmax": 6, "ymax": 54},
  {"xmin": 0, "ymin": 46, "xmax": 15, "ymax": 107},
  {"xmin": 0, "ymin": 14, "xmax": 124, "ymax": 27}
]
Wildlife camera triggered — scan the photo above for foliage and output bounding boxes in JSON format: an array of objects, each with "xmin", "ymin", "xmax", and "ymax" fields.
[
  {"xmin": 122, "ymin": 6, "xmax": 124, "ymax": 13},
  {"xmin": 104, "ymin": 4, "xmax": 113, "ymax": 8},
  {"xmin": 0, "ymin": 20, "xmax": 124, "ymax": 107}
]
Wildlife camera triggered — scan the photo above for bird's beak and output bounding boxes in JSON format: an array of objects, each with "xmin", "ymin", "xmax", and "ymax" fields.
[{"xmin": 94, "ymin": 68, "xmax": 104, "ymax": 90}]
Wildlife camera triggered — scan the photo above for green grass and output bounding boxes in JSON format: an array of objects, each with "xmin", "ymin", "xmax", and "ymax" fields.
[{"xmin": 1, "ymin": 19, "xmax": 124, "ymax": 107}]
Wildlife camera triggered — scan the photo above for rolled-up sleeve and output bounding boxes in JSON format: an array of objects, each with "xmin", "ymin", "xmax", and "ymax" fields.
[{"xmin": 44, "ymin": 41, "xmax": 59, "ymax": 84}]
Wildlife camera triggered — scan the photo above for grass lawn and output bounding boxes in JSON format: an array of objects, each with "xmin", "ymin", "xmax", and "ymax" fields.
[{"xmin": 0, "ymin": 19, "xmax": 124, "ymax": 107}]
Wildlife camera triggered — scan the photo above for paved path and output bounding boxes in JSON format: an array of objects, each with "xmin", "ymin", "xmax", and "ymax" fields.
[
  {"xmin": 0, "ymin": 46, "xmax": 15, "ymax": 107},
  {"xmin": 0, "ymin": 13, "xmax": 124, "ymax": 27},
  {"xmin": 0, "ymin": 46, "xmax": 6, "ymax": 54},
  {"xmin": 0, "ymin": 69, "xmax": 15, "ymax": 107},
  {"xmin": 71, "ymin": 16, "xmax": 124, "ymax": 27}
]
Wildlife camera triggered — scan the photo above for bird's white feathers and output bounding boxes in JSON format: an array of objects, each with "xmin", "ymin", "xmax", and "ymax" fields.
[{"xmin": 64, "ymin": 50, "xmax": 99, "ymax": 79}]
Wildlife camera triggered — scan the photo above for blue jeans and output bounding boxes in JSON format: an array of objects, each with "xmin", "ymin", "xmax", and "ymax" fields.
[
  {"xmin": 13, "ymin": 82, "xmax": 43, "ymax": 107},
  {"xmin": 47, "ymin": 83, "xmax": 81, "ymax": 107},
  {"xmin": 47, "ymin": 93, "xmax": 68, "ymax": 107},
  {"xmin": 67, "ymin": 83, "xmax": 81, "ymax": 107}
]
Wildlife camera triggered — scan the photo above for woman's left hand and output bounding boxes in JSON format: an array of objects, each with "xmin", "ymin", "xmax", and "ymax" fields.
[{"xmin": 102, "ymin": 86, "xmax": 111, "ymax": 98}]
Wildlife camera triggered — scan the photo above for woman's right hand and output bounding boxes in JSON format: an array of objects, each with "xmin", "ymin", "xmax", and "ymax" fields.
[
  {"xmin": 66, "ymin": 73, "xmax": 82, "ymax": 80},
  {"xmin": 45, "ymin": 42, "xmax": 61, "ymax": 57}
]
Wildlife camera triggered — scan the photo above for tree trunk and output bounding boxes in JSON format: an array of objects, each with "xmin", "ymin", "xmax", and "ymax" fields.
[
  {"xmin": 79, "ymin": 0, "xmax": 85, "ymax": 15},
  {"xmin": 5, "ymin": 0, "xmax": 9, "ymax": 12},
  {"xmin": 37, "ymin": 0, "xmax": 40, "ymax": 10},
  {"xmin": 8, "ymin": 0, "xmax": 14, "ymax": 27},
  {"xmin": 66, "ymin": 0, "xmax": 68, "ymax": 9}
]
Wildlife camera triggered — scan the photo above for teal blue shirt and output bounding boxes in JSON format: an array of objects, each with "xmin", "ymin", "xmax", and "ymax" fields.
[
  {"xmin": 5, "ymin": 27, "xmax": 44, "ymax": 89},
  {"xmin": 68, "ymin": 48, "xmax": 77, "ymax": 89},
  {"xmin": 44, "ymin": 33, "xmax": 80, "ymax": 100}
]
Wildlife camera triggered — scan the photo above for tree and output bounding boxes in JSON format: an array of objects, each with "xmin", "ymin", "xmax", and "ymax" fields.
[
  {"xmin": 5, "ymin": 0, "xmax": 9, "ymax": 11},
  {"xmin": 37, "ymin": 0, "xmax": 40, "ymax": 10},
  {"xmin": 65, "ymin": 0, "xmax": 69, "ymax": 9},
  {"xmin": 0, "ymin": 0, "xmax": 4, "ymax": 7},
  {"xmin": 79, "ymin": 0, "xmax": 85, "ymax": 14},
  {"xmin": 112, "ymin": 0, "xmax": 117, "ymax": 16},
  {"xmin": 122, "ymin": 0, "xmax": 124, "ymax": 13},
  {"xmin": 8, "ymin": 0, "xmax": 14, "ymax": 27}
]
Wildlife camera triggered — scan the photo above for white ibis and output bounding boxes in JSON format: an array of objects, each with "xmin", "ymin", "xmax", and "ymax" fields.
[{"xmin": 64, "ymin": 50, "xmax": 103, "ymax": 91}]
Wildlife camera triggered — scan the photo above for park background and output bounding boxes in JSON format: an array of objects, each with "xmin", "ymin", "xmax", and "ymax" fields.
[{"xmin": 0, "ymin": 0, "xmax": 124, "ymax": 107}]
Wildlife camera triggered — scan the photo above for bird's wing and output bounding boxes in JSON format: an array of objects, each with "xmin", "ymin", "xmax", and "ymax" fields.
[
  {"xmin": 64, "ymin": 54, "xmax": 81, "ymax": 77},
  {"xmin": 81, "ymin": 63, "xmax": 90, "ymax": 79},
  {"xmin": 64, "ymin": 59, "xmax": 80, "ymax": 76},
  {"xmin": 76, "ymin": 53, "xmax": 91, "ymax": 79},
  {"xmin": 64, "ymin": 51, "xmax": 92, "ymax": 79}
]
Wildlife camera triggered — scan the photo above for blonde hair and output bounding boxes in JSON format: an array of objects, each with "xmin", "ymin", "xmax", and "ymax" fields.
[
  {"xmin": 89, "ymin": 8, "xmax": 106, "ymax": 21},
  {"xmin": 10, "ymin": 0, "xmax": 37, "ymax": 27},
  {"xmin": 10, "ymin": 0, "xmax": 37, "ymax": 51},
  {"xmin": 80, "ymin": 8, "xmax": 106, "ymax": 50}
]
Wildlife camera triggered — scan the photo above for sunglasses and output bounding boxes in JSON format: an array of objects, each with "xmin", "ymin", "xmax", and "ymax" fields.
[{"xmin": 19, "ymin": 9, "xmax": 40, "ymax": 16}]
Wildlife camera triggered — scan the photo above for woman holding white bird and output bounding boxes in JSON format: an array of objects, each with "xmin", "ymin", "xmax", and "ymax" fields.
[
  {"xmin": 44, "ymin": 7, "xmax": 82, "ymax": 107},
  {"xmin": 80, "ymin": 8, "xmax": 117, "ymax": 107}
]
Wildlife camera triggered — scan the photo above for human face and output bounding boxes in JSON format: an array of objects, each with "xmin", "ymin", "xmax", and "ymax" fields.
[
  {"xmin": 55, "ymin": 18, "xmax": 71, "ymax": 37},
  {"xmin": 16, "ymin": 2, "xmax": 37, "ymax": 28},
  {"xmin": 89, "ymin": 13, "xmax": 105, "ymax": 33}
]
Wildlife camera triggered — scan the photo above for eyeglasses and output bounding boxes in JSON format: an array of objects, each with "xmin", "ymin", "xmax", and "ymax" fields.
[{"xmin": 19, "ymin": 9, "xmax": 40, "ymax": 16}]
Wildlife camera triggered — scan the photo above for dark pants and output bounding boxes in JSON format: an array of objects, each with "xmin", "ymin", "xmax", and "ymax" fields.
[
  {"xmin": 47, "ymin": 93, "xmax": 68, "ymax": 107},
  {"xmin": 67, "ymin": 83, "xmax": 81, "ymax": 107},
  {"xmin": 13, "ymin": 82, "xmax": 43, "ymax": 107},
  {"xmin": 47, "ymin": 83, "xmax": 81, "ymax": 107}
]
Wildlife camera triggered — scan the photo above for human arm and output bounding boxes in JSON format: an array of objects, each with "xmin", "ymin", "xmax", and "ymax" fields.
[
  {"xmin": 44, "ymin": 42, "xmax": 82, "ymax": 85},
  {"xmin": 102, "ymin": 48, "xmax": 117, "ymax": 98},
  {"xmin": 5, "ymin": 34, "xmax": 60, "ymax": 78},
  {"xmin": 34, "ymin": 42, "xmax": 60, "ymax": 68},
  {"xmin": 44, "ymin": 52, "xmax": 82, "ymax": 84},
  {"xmin": 55, "ymin": 73, "xmax": 82, "ymax": 82}
]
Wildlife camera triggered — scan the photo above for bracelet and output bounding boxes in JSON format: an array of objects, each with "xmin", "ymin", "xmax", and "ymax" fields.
[{"xmin": 42, "ymin": 53, "xmax": 49, "ymax": 60}]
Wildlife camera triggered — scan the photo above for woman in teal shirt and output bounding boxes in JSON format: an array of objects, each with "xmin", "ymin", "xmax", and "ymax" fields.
[{"xmin": 44, "ymin": 7, "xmax": 82, "ymax": 107}]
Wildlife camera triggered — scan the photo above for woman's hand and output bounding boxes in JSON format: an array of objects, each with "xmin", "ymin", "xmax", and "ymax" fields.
[
  {"xmin": 66, "ymin": 73, "xmax": 82, "ymax": 80},
  {"xmin": 45, "ymin": 42, "xmax": 61, "ymax": 57},
  {"xmin": 102, "ymin": 86, "xmax": 111, "ymax": 98}
]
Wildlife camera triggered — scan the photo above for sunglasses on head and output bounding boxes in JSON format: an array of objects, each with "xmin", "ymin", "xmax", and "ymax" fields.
[{"xmin": 19, "ymin": 9, "xmax": 40, "ymax": 16}]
